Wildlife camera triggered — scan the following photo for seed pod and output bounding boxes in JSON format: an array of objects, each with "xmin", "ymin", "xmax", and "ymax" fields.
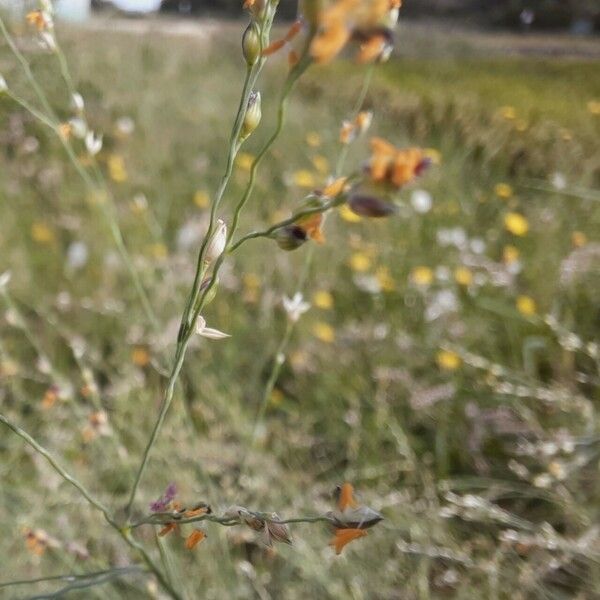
[
  {"xmin": 242, "ymin": 23, "xmax": 261, "ymax": 66},
  {"xmin": 240, "ymin": 92, "xmax": 262, "ymax": 140},
  {"xmin": 274, "ymin": 225, "xmax": 308, "ymax": 251},
  {"xmin": 347, "ymin": 194, "xmax": 397, "ymax": 218}
]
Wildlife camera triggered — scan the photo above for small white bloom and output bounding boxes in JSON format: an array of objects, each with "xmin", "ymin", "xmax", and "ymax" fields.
[
  {"xmin": 551, "ymin": 172, "xmax": 566, "ymax": 190},
  {"xmin": 85, "ymin": 131, "xmax": 103, "ymax": 156},
  {"xmin": 282, "ymin": 292, "xmax": 310, "ymax": 322},
  {"xmin": 66, "ymin": 241, "xmax": 88, "ymax": 270},
  {"xmin": 71, "ymin": 92, "xmax": 84, "ymax": 113},
  {"xmin": 411, "ymin": 189, "xmax": 432, "ymax": 214},
  {"xmin": 69, "ymin": 117, "xmax": 87, "ymax": 139},
  {"xmin": 195, "ymin": 316, "xmax": 229, "ymax": 339},
  {"xmin": 40, "ymin": 31, "xmax": 56, "ymax": 51},
  {"xmin": 0, "ymin": 271, "xmax": 11, "ymax": 289},
  {"xmin": 0, "ymin": 75, "xmax": 7, "ymax": 93},
  {"xmin": 205, "ymin": 219, "xmax": 227, "ymax": 263},
  {"xmin": 116, "ymin": 116, "xmax": 135, "ymax": 136},
  {"xmin": 470, "ymin": 238, "xmax": 486, "ymax": 254}
]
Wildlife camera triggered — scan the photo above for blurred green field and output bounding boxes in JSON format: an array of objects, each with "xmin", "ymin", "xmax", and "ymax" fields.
[{"xmin": 1, "ymin": 19, "xmax": 600, "ymax": 600}]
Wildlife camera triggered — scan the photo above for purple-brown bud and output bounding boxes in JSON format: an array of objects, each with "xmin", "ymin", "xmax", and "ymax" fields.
[
  {"xmin": 274, "ymin": 225, "xmax": 308, "ymax": 251},
  {"xmin": 347, "ymin": 194, "xmax": 397, "ymax": 218}
]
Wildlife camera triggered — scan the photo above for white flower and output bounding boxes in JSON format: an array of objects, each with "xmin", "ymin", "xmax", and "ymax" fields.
[
  {"xmin": 411, "ymin": 189, "xmax": 432, "ymax": 214},
  {"xmin": 40, "ymin": 31, "xmax": 56, "ymax": 51},
  {"xmin": 195, "ymin": 316, "xmax": 229, "ymax": 339},
  {"xmin": 0, "ymin": 75, "xmax": 7, "ymax": 93},
  {"xmin": 0, "ymin": 271, "xmax": 11, "ymax": 289},
  {"xmin": 85, "ymin": 131, "xmax": 103, "ymax": 156},
  {"xmin": 66, "ymin": 241, "xmax": 88, "ymax": 270},
  {"xmin": 71, "ymin": 92, "xmax": 84, "ymax": 113},
  {"xmin": 116, "ymin": 116, "xmax": 135, "ymax": 136},
  {"xmin": 282, "ymin": 292, "xmax": 310, "ymax": 322},
  {"xmin": 205, "ymin": 219, "xmax": 227, "ymax": 263},
  {"xmin": 69, "ymin": 117, "xmax": 87, "ymax": 139},
  {"xmin": 551, "ymin": 172, "xmax": 566, "ymax": 190}
]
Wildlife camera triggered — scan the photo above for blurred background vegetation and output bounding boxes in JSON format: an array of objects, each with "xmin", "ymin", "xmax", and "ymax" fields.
[{"xmin": 1, "ymin": 7, "xmax": 600, "ymax": 600}]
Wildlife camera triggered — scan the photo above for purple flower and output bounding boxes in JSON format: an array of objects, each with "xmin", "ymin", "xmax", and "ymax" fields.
[{"xmin": 150, "ymin": 482, "xmax": 177, "ymax": 513}]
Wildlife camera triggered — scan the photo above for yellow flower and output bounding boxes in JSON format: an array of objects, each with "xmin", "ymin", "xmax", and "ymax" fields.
[
  {"xmin": 31, "ymin": 222, "xmax": 55, "ymax": 244},
  {"xmin": 349, "ymin": 252, "xmax": 371, "ymax": 272},
  {"xmin": 236, "ymin": 152, "xmax": 255, "ymax": 171},
  {"xmin": 499, "ymin": 105, "xmax": 517, "ymax": 120},
  {"xmin": 503, "ymin": 245, "xmax": 520, "ymax": 264},
  {"xmin": 515, "ymin": 119, "xmax": 528, "ymax": 132},
  {"xmin": 339, "ymin": 204, "xmax": 362, "ymax": 223},
  {"xmin": 587, "ymin": 100, "xmax": 600, "ymax": 116},
  {"xmin": 571, "ymin": 231, "xmax": 587, "ymax": 248},
  {"xmin": 424, "ymin": 148, "xmax": 442, "ymax": 165},
  {"xmin": 269, "ymin": 388, "xmax": 284, "ymax": 407},
  {"xmin": 411, "ymin": 266, "xmax": 433, "ymax": 286},
  {"xmin": 312, "ymin": 155, "xmax": 330, "ymax": 174},
  {"xmin": 306, "ymin": 131, "xmax": 321, "ymax": 147},
  {"xmin": 313, "ymin": 290, "xmax": 334, "ymax": 309},
  {"xmin": 376, "ymin": 266, "xmax": 395, "ymax": 291},
  {"xmin": 454, "ymin": 266, "xmax": 473, "ymax": 286},
  {"xmin": 26, "ymin": 10, "xmax": 50, "ymax": 31},
  {"xmin": 293, "ymin": 169, "xmax": 317, "ymax": 188},
  {"xmin": 131, "ymin": 347, "xmax": 150, "ymax": 367},
  {"xmin": 516, "ymin": 295, "xmax": 536, "ymax": 317},
  {"xmin": 107, "ymin": 154, "xmax": 127, "ymax": 183},
  {"xmin": 150, "ymin": 243, "xmax": 168, "ymax": 260},
  {"xmin": 313, "ymin": 322, "xmax": 335, "ymax": 343},
  {"xmin": 494, "ymin": 183, "xmax": 513, "ymax": 199},
  {"xmin": 437, "ymin": 350, "xmax": 461, "ymax": 371},
  {"xmin": 504, "ymin": 212, "xmax": 529, "ymax": 236},
  {"xmin": 194, "ymin": 190, "xmax": 210, "ymax": 208}
]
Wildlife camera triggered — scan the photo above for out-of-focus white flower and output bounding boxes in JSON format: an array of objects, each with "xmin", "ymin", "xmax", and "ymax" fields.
[
  {"xmin": 551, "ymin": 172, "xmax": 566, "ymax": 190},
  {"xmin": 437, "ymin": 227, "xmax": 467, "ymax": 249},
  {"xmin": 66, "ymin": 241, "xmax": 88, "ymax": 270},
  {"xmin": 425, "ymin": 289, "xmax": 458, "ymax": 321},
  {"xmin": 40, "ymin": 31, "xmax": 56, "ymax": 51},
  {"xmin": 85, "ymin": 131, "xmax": 103, "ymax": 156},
  {"xmin": 0, "ymin": 75, "xmax": 7, "ymax": 93},
  {"xmin": 195, "ymin": 316, "xmax": 229, "ymax": 339},
  {"xmin": 205, "ymin": 219, "xmax": 227, "ymax": 263},
  {"xmin": 353, "ymin": 274, "xmax": 381, "ymax": 294},
  {"xmin": 176, "ymin": 219, "xmax": 203, "ymax": 250},
  {"xmin": 116, "ymin": 116, "xmax": 135, "ymax": 136},
  {"xmin": 282, "ymin": 292, "xmax": 310, "ymax": 322},
  {"xmin": 470, "ymin": 238, "xmax": 486, "ymax": 254},
  {"xmin": 68, "ymin": 117, "xmax": 87, "ymax": 139},
  {"xmin": 411, "ymin": 189, "xmax": 432, "ymax": 214},
  {"xmin": 0, "ymin": 271, "xmax": 11, "ymax": 289},
  {"xmin": 70, "ymin": 92, "xmax": 84, "ymax": 113}
]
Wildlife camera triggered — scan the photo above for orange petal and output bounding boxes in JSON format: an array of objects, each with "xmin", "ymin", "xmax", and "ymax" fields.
[
  {"xmin": 356, "ymin": 35, "xmax": 387, "ymax": 64},
  {"xmin": 338, "ymin": 482, "xmax": 357, "ymax": 510},
  {"xmin": 158, "ymin": 523, "xmax": 177, "ymax": 537},
  {"xmin": 284, "ymin": 19, "xmax": 303, "ymax": 42},
  {"xmin": 329, "ymin": 528, "xmax": 368, "ymax": 555},
  {"xmin": 185, "ymin": 529, "xmax": 206, "ymax": 550},
  {"xmin": 184, "ymin": 506, "xmax": 209, "ymax": 518},
  {"xmin": 297, "ymin": 213, "xmax": 325, "ymax": 244},
  {"xmin": 262, "ymin": 39, "xmax": 286, "ymax": 56},
  {"xmin": 322, "ymin": 177, "xmax": 347, "ymax": 198},
  {"xmin": 310, "ymin": 22, "xmax": 351, "ymax": 64}
]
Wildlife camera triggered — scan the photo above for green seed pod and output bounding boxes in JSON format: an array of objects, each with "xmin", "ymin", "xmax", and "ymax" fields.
[
  {"xmin": 240, "ymin": 92, "xmax": 262, "ymax": 141},
  {"xmin": 242, "ymin": 23, "xmax": 261, "ymax": 66}
]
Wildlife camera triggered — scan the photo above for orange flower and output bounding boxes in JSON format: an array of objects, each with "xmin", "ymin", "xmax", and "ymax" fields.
[
  {"xmin": 338, "ymin": 482, "xmax": 358, "ymax": 510},
  {"xmin": 329, "ymin": 528, "xmax": 368, "ymax": 554},
  {"xmin": 368, "ymin": 137, "xmax": 430, "ymax": 188},
  {"xmin": 309, "ymin": 0, "xmax": 398, "ymax": 64},
  {"xmin": 322, "ymin": 176, "xmax": 348, "ymax": 198},
  {"xmin": 185, "ymin": 529, "xmax": 206, "ymax": 549},
  {"xmin": 296, "ymin": 212, "xmax": 325, "ymax": 244},
  {"xmin": 26, "ymin": 10, "xmax": 50, "ymax": 32},
  {"xmin": 158, "ymin": 523, "xmax": 178, "ymax": 537}
]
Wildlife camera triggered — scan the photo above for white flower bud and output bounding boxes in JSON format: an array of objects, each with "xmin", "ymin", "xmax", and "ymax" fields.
[
  {"xmin": 71, "ymin": 92, "xmax": 84, "ymax": 113},
  {"xmin": 205, "ymin": 219, "xmax": 227, "ymax": 263},
  {"xmin": 85, "ymin": 131, "xmax": 103, "ymax": 156}
]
